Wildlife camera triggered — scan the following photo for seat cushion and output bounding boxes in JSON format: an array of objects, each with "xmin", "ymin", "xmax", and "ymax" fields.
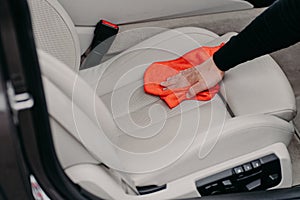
[
  {"xmin": 40, "ymin": 48, "xmax": 294, "ymax": 188},
  {"xmin": 80, "ymin": 27, "xmax": 296, "ymax": 122},
  {"xmin": 78, "ymin": 27, "xmax": 295, "ymax": 185},
  {"xmin": 79, "ymin": 27, "xmax": 219, "ymax": 95}
]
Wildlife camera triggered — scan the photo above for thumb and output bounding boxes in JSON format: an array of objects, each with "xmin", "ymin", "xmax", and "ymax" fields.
[{"xmin": 186, "ymin": 82, "xmax": 207, "ymax": 98}]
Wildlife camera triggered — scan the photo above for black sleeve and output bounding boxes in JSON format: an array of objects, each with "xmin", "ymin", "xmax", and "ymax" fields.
[{"xmin": 213, "ymin": 0, "xmax": 300, "ymax": 71}]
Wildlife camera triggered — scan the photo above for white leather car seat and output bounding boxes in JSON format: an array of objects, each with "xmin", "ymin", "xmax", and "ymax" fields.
[{"xmin": 28, "ymin": 0, "xmax": 296, "ymax": 198}]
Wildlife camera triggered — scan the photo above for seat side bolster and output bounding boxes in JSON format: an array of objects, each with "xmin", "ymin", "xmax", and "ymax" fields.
[
  {"xmin": 204, "ymin": 32, "xmax": 296, "ymax": 121},
  {"xmin": 220, "ymin": 54, "xmax": 296, "ymax": 121},
  {"xmin": 129, "ymin": 114, "xmax": 293, "ymax": 186},
  {"xmin": 200, "ymin": 114, "xmax": 293, "ymax": 162}
]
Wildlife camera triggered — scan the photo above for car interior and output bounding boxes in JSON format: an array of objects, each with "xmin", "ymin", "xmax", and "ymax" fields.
[{"xmin": 26, "ymin": 0, "xmax": 300, "ymax": 199}]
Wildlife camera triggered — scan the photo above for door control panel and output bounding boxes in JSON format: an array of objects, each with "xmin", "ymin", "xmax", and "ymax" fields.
[{"xmin": 196, "ymin": 154, "xmax": 281, "ymax": 196}]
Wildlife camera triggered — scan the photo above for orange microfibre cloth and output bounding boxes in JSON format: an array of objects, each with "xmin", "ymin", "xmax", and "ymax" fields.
[{"xmin": 144, "ymin": 44, "xmax": 224, "ymax": 109}]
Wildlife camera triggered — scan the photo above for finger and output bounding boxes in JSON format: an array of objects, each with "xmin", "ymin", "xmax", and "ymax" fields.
[
  {"xmin": 167, "ymin": 77, "xmax": 191, "ymax": 89},
  {"xmin": 167, "ymin": 73, "xmax": 182, "ymax": 80},
  {"xmin": 160, "ymin": 74, "xmax": 181, "ymax": 86},
  {"xmin": 160, "ymin": 80, "xmax": 175, "ymax": 87},
  {"xmin": 160, "ymin": 81, "xmax": 170, "ymax": 87},
  {"xmin": 186, "ymin": 82, "xmax": 207, "ymax": 98},
  {"xmin": 167, "ymin": 84, "xmax": 180, "ymax": 90}
]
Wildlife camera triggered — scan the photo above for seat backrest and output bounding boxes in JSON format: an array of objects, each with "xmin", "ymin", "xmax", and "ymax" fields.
[{"xmin": 28, "ymin": 0, "xmax": 81, "ymax": 71}]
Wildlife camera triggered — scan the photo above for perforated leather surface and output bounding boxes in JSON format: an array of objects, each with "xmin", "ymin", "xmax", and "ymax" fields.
[{"xmin": 28, "ymin": 0, "xmax": 80, "ymax": 70}]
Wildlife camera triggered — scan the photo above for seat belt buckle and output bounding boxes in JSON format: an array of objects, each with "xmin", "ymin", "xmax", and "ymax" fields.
[
  {"xmin": 81, "ymin": 20, "xmax": 119, "ymax": 69},
  {"xmin": 92, "ymin": 20, "xmax": 119, "ymax": 49}
]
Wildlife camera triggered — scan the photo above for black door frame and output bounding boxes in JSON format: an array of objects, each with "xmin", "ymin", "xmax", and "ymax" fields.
[{"xmin": 0, "ymin": 0, "xmax": 94, "ymax": 199}]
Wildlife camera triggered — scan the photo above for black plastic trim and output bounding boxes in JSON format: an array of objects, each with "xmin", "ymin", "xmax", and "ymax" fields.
[
  {"xmin": 245, "ymin": 0, "xmax": 276, "ymax": 8},
  {"xmin": 188, "ymin": 186, "xmax": 300, "ymax": 200},
  {"xmin": 196, "ymin": 154, "xmax": 281, "ymax": 196},
  {"xmin": 137, "ymin": 184, "xmax": 167, "ymax": 195}
]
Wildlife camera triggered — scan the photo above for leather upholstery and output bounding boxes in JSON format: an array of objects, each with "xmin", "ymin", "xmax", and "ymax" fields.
[
  {"xmin": 28, "ymin": 0, "xmax": 81, "ymax": 70},
  {"xmin": 40, "ymin": 48, "xmax": 294, "ymax": 186},
  {"xmin": 80, "ymin": 29, "xmax": 296, "ymax": 122},
  {"xmin": 31, "ymin": 0, "xmax": 296, "ymax": 190}
]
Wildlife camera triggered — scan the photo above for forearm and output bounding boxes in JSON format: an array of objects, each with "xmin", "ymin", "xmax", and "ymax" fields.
[{"xmin": 213, "ymin": 0, "xmax": 300, "ymax": 71}]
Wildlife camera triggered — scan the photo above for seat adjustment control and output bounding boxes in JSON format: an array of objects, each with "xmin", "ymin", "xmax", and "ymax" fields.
[
  {"xmin": 251, "ymin": 160, "xmax": 261, "ymax": 168},
  {"xmin": 233, "ymin": 166, "xmax": 244, "ymax": 175},
  {"xmin": 195, "ymin": 154, "xmax": 281, "ymax": 196},
  {"xmin": 243, "ymin": 163, "xmax": 252, "ymax": 172},
  {"xmin": 246, "ymin": 179, "xmax": 261, "ymax": 191},
  {"xmin": 222, "ymin": 180, "xmax": 232, "ymax": 186}
]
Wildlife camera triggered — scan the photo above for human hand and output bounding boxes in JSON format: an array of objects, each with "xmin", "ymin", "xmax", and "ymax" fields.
[{"xmin": 160, "ymin": 57, "xmax": 224, "ymax": 98}]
